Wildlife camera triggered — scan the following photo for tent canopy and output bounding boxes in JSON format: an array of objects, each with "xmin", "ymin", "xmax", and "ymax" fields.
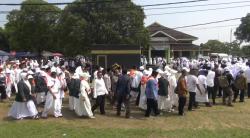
[
  {"xmin": 0, "ymin": 50, "xmax": 10, "ymax": 56},
  {"xmin": 42, "ymin": 51, "xmax": 63, "ymax": 57}
]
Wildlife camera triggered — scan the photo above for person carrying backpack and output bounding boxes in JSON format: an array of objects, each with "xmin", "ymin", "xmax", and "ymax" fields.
[
  {"xmin": 233, "ymin": 70, "xmax": 247, "ymax": 102},
  {"xmin": 219, "ymin": 68, "xmax": 234, "ymax": 106}
]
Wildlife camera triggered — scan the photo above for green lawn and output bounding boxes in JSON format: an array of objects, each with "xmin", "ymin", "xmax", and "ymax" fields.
[{"xmin": 1, "ymin": 97, "xmax": 250, "ymax": 138}]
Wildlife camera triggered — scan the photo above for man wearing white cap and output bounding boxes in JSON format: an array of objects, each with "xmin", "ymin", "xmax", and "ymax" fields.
[
  {"xmin": 157, "ymin": 70, "xmax": 172, "ymax": 111},
  {"xmin": 34, "ymin": 70, "xmax": 48, "ymax": 105}
]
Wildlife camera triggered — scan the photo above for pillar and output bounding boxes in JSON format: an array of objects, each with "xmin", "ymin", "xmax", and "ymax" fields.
[
  {"xmin": 148, "ymin": 46, "xmax": 152, "ymax": 59},
  {"xmin": 165, "ymin": 47, "xmax": 170, "ymax": 64},
  {"xmin": 179, "ymin": 51, "xmax": 182, "ymax": 58}
]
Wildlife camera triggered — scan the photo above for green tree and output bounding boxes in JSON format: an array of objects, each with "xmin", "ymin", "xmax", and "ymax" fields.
[
  {"xmin": 5, "ymin": 0, "xmax": 61, "ymax": 54},
  {"xmin": 241, "ymin": 45, "xmax": 250, "ymax": 56},
  {"xmin": 224, "ymin": 40, "xmax": 241, "ymax": 56},
  {"xmin": 235, "ymin": 13, "xmax": 250, "ymax": 42},
  {"xmin": 56, "ymin": 7, "xmax": 87, "ymax": 56},
  {"xmin": 0, "ymin": 27, "xmax": 10, "ymax": 52},
  {"xmin": 202, "ymin": 40, "xmax": 227, "ymax": 53},
  {"xmin": 62, "ymin": 0, "xmax": 149, "ymax": 50}
]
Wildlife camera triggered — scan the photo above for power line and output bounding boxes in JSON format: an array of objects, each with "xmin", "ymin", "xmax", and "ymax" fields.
[
  {"xmin": 147, "ymin": 4, "xmax": 250, "ymax": 16},
  {"xmin": 173, "ymin": 18, "xmax": 241, "ymax": 29},
  {"xmin": 177, "ymin": 24, "xmax": 239, "ymax": 31},
  {"xmin": 0, "ymin": 0, "xmax": 208, "ymax": 7},
  {"xmin": 145, "ymin": 0, "xmax": 250, "ymax": 10},
  {"xmin": 140, "ymin": 0, "xmax": 208, "ymax": 7},
  {"xmin": 0, "ymin": 0, "xmax": 129, "ymax": 6},
  {"xmin": 0, "ymin": 1, "xmax": 247, "ymax": 16}
]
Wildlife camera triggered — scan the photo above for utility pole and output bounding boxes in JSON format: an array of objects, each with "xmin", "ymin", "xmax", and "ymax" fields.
[{"xmin": 230, "ymin": 28, "xmax": 233, "ymax": 43}]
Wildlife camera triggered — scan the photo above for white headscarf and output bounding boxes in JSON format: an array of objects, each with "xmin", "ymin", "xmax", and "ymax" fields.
[{"xmin": 20, "ymin": 72, "xmax": 28, "ymax": 80}]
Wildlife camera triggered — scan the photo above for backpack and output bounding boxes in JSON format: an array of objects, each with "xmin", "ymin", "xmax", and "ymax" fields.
[
  {"xmin": 218, "ymin": 75, "xmax": 229, "ymax": 88},
  {"xmin": 174, "ymin": 79, "xmax": 180, "ymax": 94},
  {"xmin": 234, "ymin": 74, "xmax": 246, "ymax": 90}
]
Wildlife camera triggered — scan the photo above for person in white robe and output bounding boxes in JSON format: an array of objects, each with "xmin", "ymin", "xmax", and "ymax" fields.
[
  {"xmin": 139, "ymin": 70, "xmax": 150, "ymax": 110},
  {"xmin": 57, "ymin": 68, "xmax": 67, "ymax": 107},
  {"xmin": 196, "ymin": 71, "xmax": 211, "ymax": 107},
  {"xmin": 8, "ymin": 72, "xmax": 38, "ymax": 120},
  {"xmin": 41, "ymin": 71, "xmax": 63, "ymax": 118},
  {"xmin": 167, "ymin": 68, "xmax": 179, "ymax": 108},
  {"xmin": 130, "ymin": 69, "xmax": 141, "ymax": 103},
  {"xmin": 5, "ymin": 69, "xmax": 13, "ymax": 98},
  {"xmin": 74, "ymin": 73, "xmax": 95, "ymax": 118}
]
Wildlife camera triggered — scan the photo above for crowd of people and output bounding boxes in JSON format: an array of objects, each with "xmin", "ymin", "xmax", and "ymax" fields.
[{"xmin": 1, "ymin": 56, "xmax": 250, "ymax": 120}]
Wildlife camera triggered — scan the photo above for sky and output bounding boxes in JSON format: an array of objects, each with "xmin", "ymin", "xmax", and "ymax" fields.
[{"xmin": 0, "ymin": 0, "xmax": 249, "ymax": 45}]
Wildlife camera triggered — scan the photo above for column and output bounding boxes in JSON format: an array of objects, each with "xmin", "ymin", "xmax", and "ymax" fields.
[
  {"xmin": 179, "ymin": 51, "xmax": 182, "ymax": 58},
  {"xmin": 148, "ymin": 46, "xmax": 152, "ymax": 59}
]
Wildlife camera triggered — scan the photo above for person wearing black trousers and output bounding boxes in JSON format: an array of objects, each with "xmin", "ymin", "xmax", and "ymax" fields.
[
  {"xmin": 0, "ymin": 71, "xmax": 6, "ymax": 101},
  {"xmin": 233, "ymin": 70, "xmax": 247, "ymax": 102},
  {"xmin": 92, "ymin": 71, "xmax": 109, "ymax": 115},
  {"xmin": 187, "ymin": 69, "xmax": 201, "ymax": 111},
  {"xmin": 206, "ymin": 66, "xmax": 216, "ymax": 104},
  {"xmin": 177, "ymin": 68, "xmax": 189, "ymax": 116},
  {"xmin": 116, "ymin": 69, "xmax": 132, "ymax": 118},
  {"xmin": 245, "ymin": 65, "xmax": 250, "ymax": 98},
  {"xmin": 145, "ymin": 70, "xmax": 160, "ymax": 117}
]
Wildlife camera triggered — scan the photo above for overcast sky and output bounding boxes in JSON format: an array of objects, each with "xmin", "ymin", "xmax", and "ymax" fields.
[{"xmin": 0, "ymin": 0, "xmax": 249, "ymax": 45}]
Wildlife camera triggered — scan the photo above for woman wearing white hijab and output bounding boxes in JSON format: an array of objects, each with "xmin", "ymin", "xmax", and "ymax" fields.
[
  {"xmin": 8, "ymin": 72, "xmax": 38, "ymax": 120},
  {"xmin": 74, "ymin": 73, "xmax": 95, "ymax": 118}
]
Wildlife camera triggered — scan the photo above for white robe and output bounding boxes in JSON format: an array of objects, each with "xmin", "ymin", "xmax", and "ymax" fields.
[
  {"xmin": 69, "ymin": 96, "xmax": 75, "ymax": 111},
  {"xmin": 196, "ymin": 75, "xmax": 209, "ymax": 103},
  {"xmin": 8, "ymin": 100, "xmax": 38, "ymax": 119},
  {"xmin": 158, "ymin": 95, "xmax": 172, "ymax": 111},
  {"xmin": 42, "ymin": 78, "xmax": 62, "ymax": 118},
  {"xmin": 36, "ymin": 92, "xmax": 46, "ymax": 104},
  {"xmin": 139, "ymin": 84, "xmax": 147, "ymax": 110},
  {"xmin": 74, "ymin": 80, "xmax": 93, "ymax": 117},
  {"xmin": 168, "ymin": 75, "xmax": 178, "ymax": 106}
]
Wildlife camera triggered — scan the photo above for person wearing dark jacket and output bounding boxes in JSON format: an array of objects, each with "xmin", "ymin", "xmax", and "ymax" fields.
[
  {"xmin": 68, "ymin": 73, "xmax": 81, "ymax": 111},
  {"xmin": 8, "ymin": 72, "xmax": 39, "ymax": 120},
  {"xmin": 116, "ymin": 69, "xmax": 131, "ymax": 118},
  {"xmin": 0, "ymin": 70, "xmax": 6, "ymax": 101},
  {"xmin": 34, "ymin": 72, "xmax": 48, "ymax": 105},
  {"xmin": 222, "ymin": 68, "xmax": 234, "ymax": 106},
  {"xmin": 158, "ymin": 70, "xmax": 170, "ymax": 111}
]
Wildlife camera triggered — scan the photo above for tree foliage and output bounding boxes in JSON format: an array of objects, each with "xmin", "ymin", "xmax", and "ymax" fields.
[
  {"xmin": 235, "ymin": 13, "xmax": 250, "ymax": 42},
  {"xmin": 5, "ymin": 0, "xmax": 61, "ymax": 54},
  {"xmin": 0, "ymin": 27, "xmax": 10, "ymax": 52},
  {"xmin": 241, "ymin": 45, "xmax": 250, "ymax": 56},
  {"xmin": 4, "ymin": 0, "xmax": 149, "ymax": 56},
  {"xmin": 202, "ymin": 40, "xmax": 242, "ymax": 56},
  {"xmin": 202, "ymin": 40, "xmax": 226, "ymax": 53},
  {"xmin": 61, "ymin": 0, "xmax": 149, "ymax": 50}
]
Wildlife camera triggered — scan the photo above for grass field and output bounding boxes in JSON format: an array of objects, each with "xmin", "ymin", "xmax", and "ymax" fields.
[{"xmin": 1, "ymin": 97, "xmax": 250, "ymax": 138}]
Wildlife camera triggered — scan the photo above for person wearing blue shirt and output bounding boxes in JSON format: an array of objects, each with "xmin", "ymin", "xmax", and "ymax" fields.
[{"xmin": 145, "ymin": 70, "xmax": 160, "ymax": 117}]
